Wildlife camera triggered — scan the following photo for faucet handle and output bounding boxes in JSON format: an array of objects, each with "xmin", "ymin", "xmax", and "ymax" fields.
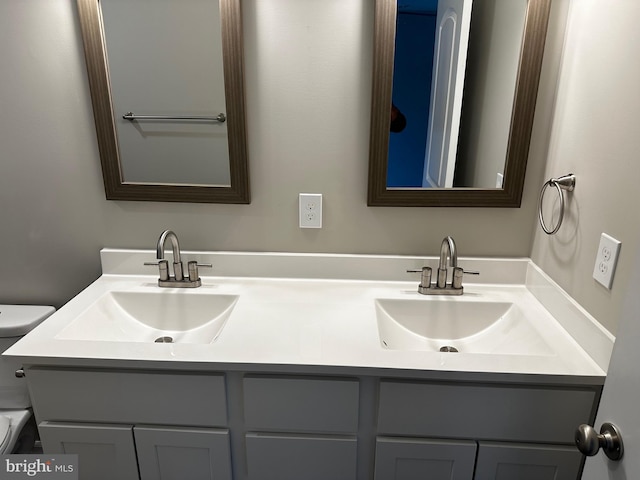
[
  {"xmin": 144, "ymin": 259, "xmax": 169, "ymax": 281},
  {"xmin": 462, "ymin": 270, "xmax": 480, "ymax": 276},
  {"xmin": 452, "ymin": 267, "xmax": 480, "ymax": 289},
  {"xmin": 407, "ymin": 266, "xmax": 432, "ymax": 293},
  {"xmin": 187, "ymin": 261, "xmax": 212, "ymax": 282}
]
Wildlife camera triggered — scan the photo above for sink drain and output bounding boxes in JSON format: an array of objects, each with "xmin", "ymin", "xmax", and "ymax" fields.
[
  {"xmin": 154, "ymin": 336, "xmax": 173, "ymax": 343},
  {"xmin": 439, "ymin": 345, "xmax": 459, "ymax": 353}
]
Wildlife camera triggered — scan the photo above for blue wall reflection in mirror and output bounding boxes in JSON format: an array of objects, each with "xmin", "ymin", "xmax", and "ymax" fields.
[{"xmin": 387, "ymin": 0, "xmax": 439, "ymax": 187}]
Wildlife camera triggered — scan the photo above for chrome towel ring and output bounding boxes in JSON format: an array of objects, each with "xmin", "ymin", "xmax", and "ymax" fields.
[{"xmin": 538, "ymin": 174, "xmax": 576, "ymax": 235}]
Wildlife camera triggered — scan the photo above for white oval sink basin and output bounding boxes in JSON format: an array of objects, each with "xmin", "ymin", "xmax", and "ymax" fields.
[
  {"xmin": 56, "ymin": 291, "xmax": 238, "ymax": 344},
  {"xmin": 375, "ymin": 298, "xmax": 555, "ymax": 355}
]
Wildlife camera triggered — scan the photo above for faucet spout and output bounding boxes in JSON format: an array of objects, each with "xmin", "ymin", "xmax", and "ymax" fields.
[
  {"xmin": 156, "ymin": 230, "xmax": 182, "ymax": 264},
  {"xmin": 437, "ymin": 236, "xmax": 457, "ymax": 288},
  {"xmin": 156, "ymin": 230, "xmax": 183, "ymax": 281},
  {"xmin": 439, "ymin": 236, "xmax": 457, "ymax": 270}
]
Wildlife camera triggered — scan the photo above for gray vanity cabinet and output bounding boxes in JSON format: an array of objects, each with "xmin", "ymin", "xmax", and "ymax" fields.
[
  {"xmin": 27, "ymin": 368, "xmax": 232, "ymax": 480},
  {"xmin": 375, "ymin": 380, "xmax": 597, "ymax": 480},
  {"xmin": 25, "ymin": 367, "xmax": 600, "ymax": 480},
  {"xmin": 242, "ymin": 376, "xmax": 360, "ymax": 480}
]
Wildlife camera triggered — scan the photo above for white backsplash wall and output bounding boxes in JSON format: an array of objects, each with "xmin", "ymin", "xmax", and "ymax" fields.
[
  {"xmin": 530, "ymin": 0, "xmax": 640, "ymax": 335},
  {"xmin": 0, "ymin": 0, "xmax": 566, "ymax": 313}
]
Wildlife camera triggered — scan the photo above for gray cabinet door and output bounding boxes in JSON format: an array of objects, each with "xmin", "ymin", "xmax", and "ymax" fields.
[
  {"xmin": 245, "ymin": 433, "xmax": 357, "ymax": 480},
  {"xmin": 374, "ymin": 437, "xmax": 477, "ymax": 480},
  {"xmin": 134, "ymin": 426, "xmax": 232, "ymax": 480},
  {"xmin": 474, "ymin": 442, "xmax": 583, "ymax": 480},
  {"xmin": 38, "ymin": 421, "xmax": 139, "ymax": 480}
]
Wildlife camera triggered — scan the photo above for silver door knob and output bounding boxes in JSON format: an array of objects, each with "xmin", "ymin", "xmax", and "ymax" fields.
[{"xmin": 575, "ymin": 422, "xmax": 624, "ymax": 461}]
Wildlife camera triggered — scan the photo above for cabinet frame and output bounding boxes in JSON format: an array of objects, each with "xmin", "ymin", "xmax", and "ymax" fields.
[{"xmin": 25, "ymin": 367, "xmax": 601, "ymax": 480}]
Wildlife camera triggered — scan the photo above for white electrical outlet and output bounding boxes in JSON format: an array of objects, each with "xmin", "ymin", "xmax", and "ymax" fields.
[
  {"xmin": 592, "ymin": 233, "xmax": 621, "ymax": 289},
  {"xmin": 299, "ymin": 193, "xmax": 322, "ymax": 228}
]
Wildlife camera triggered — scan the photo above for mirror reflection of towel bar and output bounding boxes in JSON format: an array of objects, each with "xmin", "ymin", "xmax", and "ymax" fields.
[{"xmin": 123, "ymin": 112, "xmax": 226, "ymax": 123}]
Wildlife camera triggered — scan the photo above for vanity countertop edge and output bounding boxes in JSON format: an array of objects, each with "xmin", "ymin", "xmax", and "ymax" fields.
[{"xmin": 4, "ymin": 249, "xmax": 612, "ymax": 386}]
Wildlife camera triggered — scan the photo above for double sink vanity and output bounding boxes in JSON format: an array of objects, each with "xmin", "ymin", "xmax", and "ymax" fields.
[{"xmin": 6, "ymin": 234, "xmax": 613, "ymax": 480}]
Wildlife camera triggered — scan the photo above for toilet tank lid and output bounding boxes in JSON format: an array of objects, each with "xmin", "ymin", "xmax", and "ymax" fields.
[{"xmin": 0, "ymin": 305, "xmax": 56, "ymax": 337}]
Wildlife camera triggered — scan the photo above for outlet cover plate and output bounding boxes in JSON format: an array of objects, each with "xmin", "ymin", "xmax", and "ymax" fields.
[
  {"xmin": 299, "ymin": 193, "xmax": 322, "ymax": 228},
  {"xmin": 592, "ymin": 233, "xmax": 621, "ymax": 289}
]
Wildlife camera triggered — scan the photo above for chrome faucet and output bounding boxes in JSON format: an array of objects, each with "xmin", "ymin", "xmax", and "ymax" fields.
[
  {"xmin": 157, "ymin": 230, "xmax": 184, "ymax": 281},
  {"xmin": 145, "ymin": 230, "xmax": 211, "ymax": 287},
  {"xmin": 407, "ymin": 236, "xmax": 478, "ymax": 295},
  {"xmin": 437, "ymin": 236, "xmax": 458, "ymax": 288}
]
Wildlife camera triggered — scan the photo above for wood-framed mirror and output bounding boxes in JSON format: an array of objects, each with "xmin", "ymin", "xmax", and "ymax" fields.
[
  {"xmin": 368, "ymin": 0, "xmax": 551, "ymax": 207},
  {"xmin": 77, "ymin": 0, "xmax": 250, "ymax": 203}
]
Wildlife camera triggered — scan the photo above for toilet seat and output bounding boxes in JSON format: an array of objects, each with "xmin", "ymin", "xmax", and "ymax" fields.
[
  {"xmin": 0, "ymin": 415, "xmax": 11, "ymax": 452},
  {"xmin": 0, "ymin": 410, "xmax": 31, "ymax": 454}
]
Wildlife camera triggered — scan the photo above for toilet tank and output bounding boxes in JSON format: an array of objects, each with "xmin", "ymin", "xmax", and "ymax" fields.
[{"xmin": 0, "ymin": 305, "xmax": 55, "ymax": 409}]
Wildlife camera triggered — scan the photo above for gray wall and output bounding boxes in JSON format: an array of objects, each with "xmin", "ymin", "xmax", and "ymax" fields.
[
  {"xmin": 3, "ymin": 0, "xmax": 632, "ymax": 338},
  {"xmin": 530, "ymin": 0, "xmax": 640, "ymax": 335}
]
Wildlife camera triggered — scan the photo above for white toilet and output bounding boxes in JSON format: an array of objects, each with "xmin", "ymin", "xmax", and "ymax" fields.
[{"xmin": 0, "ymin": 305, "xmax": 55, "ymax": 453}]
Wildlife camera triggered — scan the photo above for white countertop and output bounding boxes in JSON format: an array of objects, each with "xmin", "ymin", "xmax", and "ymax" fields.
[{"xmin": 5, "ymin": 250, "xmax": 613, "ymax": 383}]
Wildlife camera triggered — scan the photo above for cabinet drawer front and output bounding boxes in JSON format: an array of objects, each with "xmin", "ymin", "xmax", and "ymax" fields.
[
  {"xmin": 28, "ymin": 368, "xmax": 227, "ymax": 427},
  {"xmin": 244, "ymin": 376, "xmax": 359, "ymax": 433},
  {"xmin": 378, "ymin": 381, "xmax": 597, "ymax": 443},
  {"xmin": 246, "ymin": 433, "xmax": 357, "ymax": 480}
]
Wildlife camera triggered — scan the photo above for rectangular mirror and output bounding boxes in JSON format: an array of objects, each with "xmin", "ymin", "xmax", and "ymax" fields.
[
  {"xmin": 77, "ymin": 0, "xmax": 250, "ymax": 203},
  {"xmin": 368, "ymin": 0, "xmax": 552, "ymax": 207}
]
